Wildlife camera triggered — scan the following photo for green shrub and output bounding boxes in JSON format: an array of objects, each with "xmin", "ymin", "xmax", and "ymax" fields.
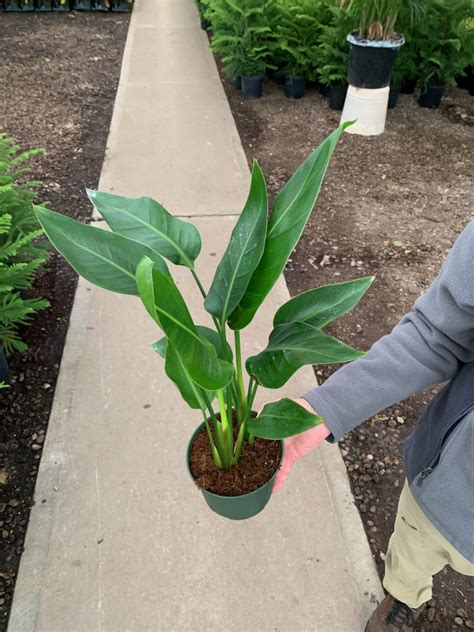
[
  {"xmin": 415, "ymin": 0, "xmax": 474, "ymax": 90},
  {"xmin": 208, "ymin": 0, "xmax": 278, "ymax": 77},
  {"xmin": 0, "ymin": 134, "xmax": 50, "ymax": 354},
  {"xmin": 340, "ymin": 0, "xmax": 425, "ymax": 41},
  {"xmin": 318, "ymin": 2, "xmax": 354, "ymax": 86},
  {"xmin": 275, "ymin": 0, "xmax": 326, "ymax": 79}
]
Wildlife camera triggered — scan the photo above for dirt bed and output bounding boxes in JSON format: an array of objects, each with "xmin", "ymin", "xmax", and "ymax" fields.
[
  {"xmin": 221, "ymin": 73, "xmax": 474, "ymax": 631},
  {"xmin": 0, "ymin": 13, "xmax": 129, "ymax": 630}
]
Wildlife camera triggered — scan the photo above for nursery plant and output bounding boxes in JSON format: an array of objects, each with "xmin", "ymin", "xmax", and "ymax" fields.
[
  {"xmin": 415, "ymin": 0, "xmax": 474, "ymax": 100},
  {"xmin": 35, "ymin": 122, "xmax": 373, "ymax": 519},
  {"xmin": 317, "ymin": 3, "xmax": 352, "ymax": 108},
  {"xmin": 275, "ymin": 0, "xmax": 324, "ymax": 82},
  {"xmin": 341, "ymin": 0, "xmax": 425, "ymax": 41},
  {"xmin": 209, "ymin": 0, "xmax": 278, "ymax": 94},
  {"xmin": 0, "ymin": 134, "xmax": 49, "ymax": 357}
]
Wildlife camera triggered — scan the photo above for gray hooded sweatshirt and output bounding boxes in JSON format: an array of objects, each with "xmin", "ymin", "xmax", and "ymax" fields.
[{"xmin": 303, "ymin": 220, "xmax": 474, "ymax": 562}]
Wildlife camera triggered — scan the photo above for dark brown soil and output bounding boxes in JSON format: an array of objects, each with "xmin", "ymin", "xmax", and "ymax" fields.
[
  {"xmin": 189, "ymin": 415, "xmax": 282, "ymax": 496},
  {"xmin": 0, "ymin": 13, "xmax": 129, "ymax": 631},
  {"xmin": 220, "ymin": 73, "xmax": 474, "ymax": 630}
]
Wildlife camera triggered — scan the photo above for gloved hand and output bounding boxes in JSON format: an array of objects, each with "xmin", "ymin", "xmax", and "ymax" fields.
[{"xmin": 271, "ymin": 398, "xmax": 331, "ymax": 492}]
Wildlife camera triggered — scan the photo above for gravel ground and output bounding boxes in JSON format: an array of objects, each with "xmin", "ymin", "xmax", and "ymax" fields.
[
  {"xmin": 0, "ymin": 13, "xmax": 129, "ymax": 630},
  {"xmin": 220, "ymin": 71, "xmax": 474, "ymax": 631}
]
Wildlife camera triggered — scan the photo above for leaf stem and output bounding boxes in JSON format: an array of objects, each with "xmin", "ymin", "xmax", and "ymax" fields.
[{"xmin": 234, "ymin": 330, "xmax": 247, "ymax": 416}]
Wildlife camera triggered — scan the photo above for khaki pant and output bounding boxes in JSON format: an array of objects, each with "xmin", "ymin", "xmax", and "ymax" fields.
[{"xmin": 383, "ymin": 480, "xmax": 474, "ymax": 609}]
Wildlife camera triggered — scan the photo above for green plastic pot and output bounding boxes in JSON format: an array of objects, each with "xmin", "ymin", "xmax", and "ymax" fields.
[{"xmin": 186, "ymin": 421, "xmax": 284, "ymax": 520}]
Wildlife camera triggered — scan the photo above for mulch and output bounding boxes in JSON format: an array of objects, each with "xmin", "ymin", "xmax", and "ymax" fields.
[
  {"xmin": 0, "ymin": 12, "xmax": 130, "ymax": 630},
  {"xmin": 220, "ymin": 72, "xmax": 474, "ymax": 631}
]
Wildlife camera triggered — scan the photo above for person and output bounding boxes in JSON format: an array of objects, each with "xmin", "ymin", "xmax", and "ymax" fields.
[{"xmin": 270, "ymin": 220, "xmax": 474, "ymax": 632}]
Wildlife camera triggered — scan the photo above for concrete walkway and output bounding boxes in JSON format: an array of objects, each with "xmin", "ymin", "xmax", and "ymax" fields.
[{"xmin": 9, "ymin": 0, "xmax": 382, "ymax": 630}]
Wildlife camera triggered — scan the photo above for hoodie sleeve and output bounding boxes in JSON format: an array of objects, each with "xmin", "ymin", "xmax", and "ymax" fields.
[{"xmin": 303, "ymin": 220, "xmax": 474, "ymax": 442}]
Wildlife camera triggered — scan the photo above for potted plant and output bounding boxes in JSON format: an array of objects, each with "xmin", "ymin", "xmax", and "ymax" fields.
[
  {"xmin": 276, "ymin": 0, "xmax": 322, "ymax": 99},
  {"xmin": 34, "ymin": 123, "xmax": 373, "ymax": 520},
  {"xmin": 73, "ymin": 0, "xmax": 92, "ymax": 9},
  {"xmin": 36, "ymin": 0, "xmax": 53, "ymax": 11},
  {"xmin": 416, "ymin": 0, "xmax": 472, "ymax": 109},
  {"xmin": 318, "ymin": 4, "xmax": 352, "ymax": 110},
  {"xmin": 93, "ymin": 0, "xmax": 109, "ymax": 10},
  {"xmin": 53, "ymin": 0, "xmax": 69, "ymax": 11},
  {"xmin": 340, "ymin": 0, "xmax": 426, "ymax": 89},
  {"xmin": 210, "ymin": 0, "xmax": 277, "ymax": 99}
]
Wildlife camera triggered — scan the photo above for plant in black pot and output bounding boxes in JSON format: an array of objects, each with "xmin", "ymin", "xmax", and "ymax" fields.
[
  {"xmin": 318, "ymin": 4, "xmax": 352, "ymax": 110},
  {"xmin": 341, "ymin": 0, "xmax": 426, "ymax": 89},
  {"xmin": 275, "ymin": 0, "xmax": 323, "ymax": 99},
  {"xmin": 34, "ymin": 123, "xmax": 373, "ymax": 521},
  {"xmin": 210, "ymin": 0, "xmax": 277, "ymax": 98},
  {"xmin": 416, "ymin": 0, "xmax": 473, "ymax": 109}
]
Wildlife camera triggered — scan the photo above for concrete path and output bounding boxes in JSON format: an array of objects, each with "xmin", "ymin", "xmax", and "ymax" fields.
[{"xmin": 9, "ymin": 0, "xmax": 382, "ymax": 630}]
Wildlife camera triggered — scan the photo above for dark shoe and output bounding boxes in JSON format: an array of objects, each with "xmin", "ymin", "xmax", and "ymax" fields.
[{"xmin": 365, "ymin": 593, "xmax": 425, "ymax": 631}]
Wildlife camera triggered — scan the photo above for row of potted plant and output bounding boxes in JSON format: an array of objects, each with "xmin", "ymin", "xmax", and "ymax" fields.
[
  {"xmin": 198, "ymin": 0, "xmax": 473, "ymax": 110},
  {"xmin": 2, "ymin": 0, "xmax": 132, "ymax": 11},
  {"xmin": 0, "ymin": 134, "xmax": 50, "ymax": 386}
]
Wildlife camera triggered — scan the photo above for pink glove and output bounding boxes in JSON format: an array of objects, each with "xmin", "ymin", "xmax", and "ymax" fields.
[{"xmin": 272, "ymin": 398, "xmax": 331, "ymax": 492}]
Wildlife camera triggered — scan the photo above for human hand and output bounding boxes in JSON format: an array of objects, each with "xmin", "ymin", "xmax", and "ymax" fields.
[{"xmin": 262, "ymin": 398, "xmax": 330, "ymax": 492}]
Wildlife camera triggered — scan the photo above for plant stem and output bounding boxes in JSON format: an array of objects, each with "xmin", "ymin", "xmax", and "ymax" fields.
[
  {"xmin": 234, "ymin": 330, "xmax": 247, "ymax": 416},
  {"xmin": 217, "ymin": 389, "xmax": 233, "ymax": 465},
  {"xmin": 202, "ymin": 413, "xmax": 222, "ymax": 469}
]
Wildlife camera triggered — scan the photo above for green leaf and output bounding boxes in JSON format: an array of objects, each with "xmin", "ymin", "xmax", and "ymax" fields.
[
  {"xmin": 87, "ymin": 190, "xmax": 201, "ymax": 268},
  {"xmin": 247, "ymin": 398, "xmax": 325, "ymax": 440},
  {"xmin": 228, "ymin": 122, "xmax": 352, "ymax": 330},
  {"xmin": 136, "ymin": 257, "xmax": 234, "ymax": 390},
  {"xmin": 273, "ymin": 277, "xmax": 374, "ymax": 329},
  {"xmin": 204, "ymin": 161, "xmax": 267, "ymax": 321},
  {"xmin": 153, "ymin": 326, "xmax": 232, "ymax": 362},
  {"xmin": 152, "ymin": 339, "xmax": 209, "ymax": 410},
  {"xmin": 246, "ymin": 321, "xmax": 365, "ymax": 388},
  {"xmin": 35, "ymin": 206, "xmax": 169, "ymax": 296}
]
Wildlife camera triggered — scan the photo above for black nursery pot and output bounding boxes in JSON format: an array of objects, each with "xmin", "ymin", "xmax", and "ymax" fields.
[
  {"xmin": 418, "ymin": 85, "xmax": 444, "ymax": 109},
  {"xmin": 230, "ymin": 76, "xmax": 241, "ymax": 90},
  {"xmin": 36, "ymin": 0, "xmax": 53, "ymax": 11},
  {"xmin": 241, "ymin": 75, "xmax": 263, "ymax": 100},
  {"xmin": 388, "ymin": 85, "xmax": 401, "ymax": 109},
  {"xmin": 284, "ymin": 76, "xmax": 305, "ymax": 99},
  {"xmin": 329, "ymin": 84, "xmax": 347, "ymax": 111},
  {"xmin": 111, "ymin": 0, "xmax": 132, "ymax": 11},
  {"xmin": 319, "ymin": 84, "xmax": 330, "ymax": 98},
  {"xmin": 0, "ymin": 348, "xmax": 11, "ymax": 386},
  {"xmin": 401, "ymin": 78, "xmax": 417, "ymax": 94},
  {"xmin": 200, "ymin": 15, "xmax": 209, "ymax": 30},
  {"xmin": 73, "ymin": 0, "xmax": 92, "ymax": 9},
  {"xmin": 347, "ymin": 33, "xmax": 404, "ymax": 89}
]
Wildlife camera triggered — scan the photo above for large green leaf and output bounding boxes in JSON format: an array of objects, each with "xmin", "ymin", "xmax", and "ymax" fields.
[
  {"xmin": 246, "ymin": 321, "xmax": 365, "ymax": 388},
  {"xmin": 87, "ymin": 190, "xmax": 201, "ymax": 268},
  {"xmin": 152, "ymin": 339, "xmax": 208, "ymax": 410},
  {"xmin": 35, "ymin": 206, "xmax": 169, "ymax": 296},
  {"xmin": 151, "ymin": 325, "xmax": 227, "ymax": 410},
  {"xmin": 247, "ymin": 398, "xmax": 325, "ymax": 440},
  {"xmin": 228, "ymin": 122, "xmax": 352, "ymax": 330},
  {"xmin": 274, "ymin": 276, "xmax": 374, "ymax": 329},
  {"xmin": 204, "ymin": 161, "xmax": 267, "ymax": 321},
  {"xmin": 136, "ymin": 257, "xmax": 233, "ymax": 390}
]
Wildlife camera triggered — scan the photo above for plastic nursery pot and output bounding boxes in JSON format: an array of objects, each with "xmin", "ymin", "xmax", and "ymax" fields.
[
  {"xmin": 347, "ymin": 32, "xmax": 404, "ymax": 89},
  {"xmin": 230, "ymin": 76, "xmax": 241, "ymax": 90},
  {"xmin": 0, "ymin": 348, "xmax": 11, "ymax": 386},
  {"xmin": 401, "ymin": 79, "xmax": 417, "ymax": 94},
  {"xmin": 388, "ymin": 85, "xmax": 401, "ymax": 109},
  {"xmin": 21, "ymin": 0, "xmax": 35, "ymax": 9},
  {"xmin": 319, "ymin": 84, "xmax": 330, "ymax": 98},
  {"xmin": 241, "ymin": 75, "xmax": 263, "ymax": 100},
  {"xmin": 36, "ymin": 0, "xmax": 53, "ymax": 10},
  {"xmin": 418, "ymin": 85, "xmax": 444, "ymax": 109},
  {"xmin": 186, "ymin": 421, "xmax": 284, "ymax": 521},
  {"xmin": 329, "ymin": 84, "xmax": 347, "ymax": 111},
  {"xmin": 111, "ymin": 0, "xmax": 131, "ymax": 10},
  {"xmin": 73, "ymin": 0, "xmax": 92, "ymax": 9},
  {"xmin": 285, "ymin": 76, "xmax": 306, "ymax": 99},
  {"xmin": 92, "ymin": 0, "xmax": 109, "ymax": 10}
]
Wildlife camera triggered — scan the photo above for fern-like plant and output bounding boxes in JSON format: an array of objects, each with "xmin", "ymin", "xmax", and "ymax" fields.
[
  {"xmin": 209, "ymin": 0, "xmax": 278, "ymax": 77},
  {"xmin": 318, "ymin": 2, "xmax": 354, "ymax": 86},
  {"xmin": 275, "ymin": 0, "xmax": 327, "ymax": 79},
  {"xmin": 0, "ymin": 135, "xmax": 50, "ymax": 354}
]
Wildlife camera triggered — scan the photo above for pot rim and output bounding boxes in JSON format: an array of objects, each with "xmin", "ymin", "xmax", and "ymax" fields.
[
  {"xmin": 186, "ymin": 419, "xmax": 285, "ymax": 500},
  {"xmin": 347, "ymin": 32, "xmax": 405, "ymax": 49}
]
